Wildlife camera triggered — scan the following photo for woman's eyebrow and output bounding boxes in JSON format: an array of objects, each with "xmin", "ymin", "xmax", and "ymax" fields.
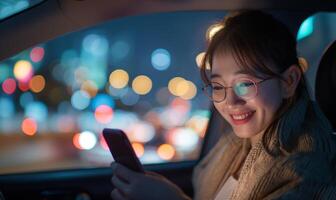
[{"xmin": 210, "ymin": 69, "xmax": 252, "ymax": 79}]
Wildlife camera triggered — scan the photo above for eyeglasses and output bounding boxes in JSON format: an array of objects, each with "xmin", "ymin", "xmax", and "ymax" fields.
[{"xmin": 202, "ymin": 77, "xmax": 272, "ymax": 102}]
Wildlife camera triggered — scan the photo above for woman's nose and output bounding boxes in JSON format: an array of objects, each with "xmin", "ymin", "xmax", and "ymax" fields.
[{"xmin": 224, "ymin": 88, "xmax": 245, "ymax": 107}]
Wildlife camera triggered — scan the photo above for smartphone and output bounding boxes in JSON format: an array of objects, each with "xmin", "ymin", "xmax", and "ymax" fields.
[{"xmin": 103, "ymin": 128, "xmax": 144, "ymax": 173}]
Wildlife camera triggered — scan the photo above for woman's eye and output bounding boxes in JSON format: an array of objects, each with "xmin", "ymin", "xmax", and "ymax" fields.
[
  {"xmin": 239, "ymin": 82, "xmax": 254, "ymax": 87},
  {"xmin": 212, "ymin": 85, "xmax": 224, "ymax": 90}
]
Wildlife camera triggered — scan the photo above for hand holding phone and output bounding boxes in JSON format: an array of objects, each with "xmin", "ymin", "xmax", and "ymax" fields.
[{"xmin": 103, "ymin": 128, "xmax": 144, "ymax": 173}]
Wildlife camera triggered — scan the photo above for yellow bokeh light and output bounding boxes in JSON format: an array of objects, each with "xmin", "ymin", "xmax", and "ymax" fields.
[
  {"xmin": 181, "ymin": 81, "xmax": 197, "ymax": 100},
  {"xmin": 176, "ymin": 79, "xmax": 190, "ymax": 96},
  {"xmin": 157, "ymin": 144, "xmax": 175, "ymax": 160},
  {"xmin": 29, "ymin": 75, "xmax": 46, "ymax": 93},
  {"xmin": 132, "ymin": 142, "xmax": 145, "ymax": 157},
  {"xmin": 206, "ymin": 23, "xmax": 224, "ymax": 41},
  {"xmin": 81, "ymin": 80, "xmax": 98, "ymax": 97},
  {"xmin": 109, "ymin": 69, "xmax": 129, "ymax": 89},
  {"xmin": 195, "ymin": 52, "xmax": 210, "ymax": 70},
  {"xmin": 168, "ymin": 77, "xmax": 185, "ymax": 96},
  {"xmin": 14, "ymin": 60, "xmax": 33, "ymax": 81},
  {"xmin": 132, "ymin": 75, "xmax": 152, "ymax": 95},
  {"xmin": 298, "ymin": 57, "xmax": 309, "ymax": 72}
]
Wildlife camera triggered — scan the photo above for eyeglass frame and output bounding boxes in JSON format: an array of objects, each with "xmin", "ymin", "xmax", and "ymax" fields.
[{"xmin": 201, "ymin": 77, "xmax": 273, "ymax": 103}]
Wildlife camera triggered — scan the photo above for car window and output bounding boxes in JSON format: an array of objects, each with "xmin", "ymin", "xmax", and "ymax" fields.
[
  {"xmin": 297, "ymin": 12, "xmax": 336, "ymax": 100},
  {"xmin": 0, "ymin": 11, "xmax": 227, "ymax": 174},
  {"xmin": 0, "ymin": 0, "xmax": 45, "ymax": 21}
]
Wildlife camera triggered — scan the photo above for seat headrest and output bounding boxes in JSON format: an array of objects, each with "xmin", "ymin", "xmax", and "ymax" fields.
[{"xmin": 315, "ymin": 41, "xmax": 336, "ymax": 132}]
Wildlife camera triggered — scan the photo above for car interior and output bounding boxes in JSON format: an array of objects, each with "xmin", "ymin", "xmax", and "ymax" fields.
[{"xmin": 1, "ymin": 0, "xmax": 336, "ymax": 200}]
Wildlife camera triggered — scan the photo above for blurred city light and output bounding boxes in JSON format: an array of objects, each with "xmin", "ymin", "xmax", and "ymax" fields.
[
  {"xmin": 206, "ymin": 23, "xmax": 224, "ymax": 41},
  {"xmin": 168, "ymin": 77, "xmax": 185, "ymax": 96},
  {"xmin": 151, "ymin": 48, "xmax": 171, "ymax": 71},
  {"xmin": 132, "ymin": 142, "xmax": 145, "ymax": 158},
  {"xmin": 180, "ymin": 81, "xmax": 197, "ymax": 100},
  {"xmin": 82, "ymin": 34, "xmax": 109, "ymax": 56},
  {"xmin": 91, "ymin": 93, "xmax": 114, "ymax": 110},
  {"xmin": 25, "ymin": 101, "xmax": 48, "ymax": 122},
  {"xmin": 29, "ymin": 75, "xmax": 46, "ymax": 93},
  {"xmin": 30, "ymin": 47, "xmax": 45, "ymax": 63},
  {"xmin": 129, "ymin": 122, "xmax": 155, "ymax": 143},
  {"xmin": 109, "ymin": 69, "xmax": 129, "ymax": 89},
  {"xmin": 108, "ymin": 85, "xmax": 129, "ymax": 98},
  {"xmin": 13, "ymin": 60, "xmax": 33, "ymax": 82},
  {"xmin": 168, "ymin": 128, "xmax": 199, "ymax": 152},
  {"xmin": 81, "ymin": 80, "xmax": 98, "ymax": 97},
  {"xmin": 120, "ymin": 88, "xmax": 139, "ymax": 106},
  {"xmin": 132, "ymin": 75, "xmax": 152, "ymax": 95},
  {"xmin": 2, "ymin": 78, "xmax": 17, "ymax": 94},
  {"xmin": 0, "ymin": 97, "xmax": 15, "ymax": 118},
  {"xmin": 195, "ymin": 52, "xmax": 210, "ymax": 70},
  {"xmin": 18, "ymin": 81, "xmax": 30, "ymax": 92},
  {"xmin": 297, "ymin": 16, "xmax": 314, "ymax": 41},
  {"xmin": 76, "ymin": 131, "xmax": 97, "ymax": 150},
  {"xmin": 21, "ymin": 118, "xmax": 37, "ymax": 136},
  {"xmin": 94, "ymin": 105, "xmax": 114, "ymax": 124},
  {"xmin": 71, "ymin": 90, "xmax": 91, "ymax": 110},
  {"xmin": 157, "ymin": 144, "xmax": 175, "ymax": 160},
  {"xmin": 19, "ymin": 92, "xmax": 34, "ymax": 108}
]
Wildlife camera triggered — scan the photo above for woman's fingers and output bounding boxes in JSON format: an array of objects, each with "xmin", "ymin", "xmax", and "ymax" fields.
[
  {"xmin": 111, "ymin": 175, "xmax": 130, "ymax": 196},
  {"xmin": 111, "ymin": 189, "xmax": 126, "ymax": 200},
  {"xmin": 113, "ymin": 163, "xmax": 138, "ymax": 183}
]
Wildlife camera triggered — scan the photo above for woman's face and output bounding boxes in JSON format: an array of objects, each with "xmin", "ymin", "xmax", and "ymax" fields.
[{"xmin": 211, "ymin": 53, "xmax": 284, "ymax": 141}]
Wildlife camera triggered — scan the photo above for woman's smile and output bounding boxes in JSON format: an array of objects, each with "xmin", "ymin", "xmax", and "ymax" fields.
[{"xmin": 230, "ymin": 111, "xmax": 255, "ymax": 125}]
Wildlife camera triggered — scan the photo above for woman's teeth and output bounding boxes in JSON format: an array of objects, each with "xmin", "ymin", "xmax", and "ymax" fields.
[{"xmin": 231, "ymin": 112, "xmax": 254, "ymax": 120}]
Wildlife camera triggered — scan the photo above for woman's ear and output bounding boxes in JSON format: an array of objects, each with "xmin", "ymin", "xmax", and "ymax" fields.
[{"xmin": 281, "ymin": 65, "xmax": 302, "ymax": 98}]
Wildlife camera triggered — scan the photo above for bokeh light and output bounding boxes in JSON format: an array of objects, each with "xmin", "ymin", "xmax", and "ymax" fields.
[
  {"xmin": 132, "ymin": 142, "xmax": 145, "ymax": 157},
  {"xmin": 151, "ymin": 48, "xmax": 171, "ymax": 71},
  {"xmin": 81, "ymin": 80, "xmax": 98, "ymax": 97},
  {"xmin": 157, "ymin": 144, "xmax": 175, "ymax": 160},
  {"xmin": 168, "ymin": 128, "xmax": 199, "ymax": 152},
  {"xmin": 168, "ymin": 77, "xmax": 185, "ymax": 96},
  {"xmin": 0, "ymin": 97, "xmax": 15, "ymax": 118},
  {"xmin": 195, "ymin": 52, "xmax": 210, "ymax": 70},
  {"xmin": 25, "ymin": 101, "xmax": 48, "ymax": 122},
  {"xmin": 94, "ymin": 105, "xmax": 114, "ymax": 124},
  {"xmin": 71, "ymin": 90, "xmax": 91, "ymax": 110},
  {"xmin": 206, "ymin": 23, "xmax": 224, "ymax": 41},
  {"xmin": 129, "ymin": 122, "xmax": 155, "ymax": 143},
  {"xmin": 108, "ymin": 85, "xmax": 129, "ymax": 98},
  {"xmin": 18, "ymin": 81, "xmax": 30, "ymax": 92},
  {"xmin": 91, "ymin": 93, "xmax": 114, "ymax": 110},
  {"xmin": 19, "ymin": 92, "xmax": 34, "ymax": 108},
  {"xmin": 29, "ymin": 75, "xmax": 46, "ymax": 93},
  {"xmin": 22, "ymin": 118, "xmax": 37, "ymax": 136},
  {"xmin": 180, "ymin": 81, "xmax": 197, "ymax": 100},
  {"xmin": 2, "ymin": 78, "xmax": 16, "ymax": 94},
  {"xmin": 82, "ymin": 34, "xmax": 109, "ymax": 56},
  {"xmin": 109, "ymin": 69, "xmax": 129, "ymax": 89},
  {"xmin": 30, "ymin": 47, "xmax": 45, "ymax": 63},
  {"xmin": 132, "ymin": 75, "xmax": 152, "ymax": 95},
  {"xmin": 13, "ymin": 60, "xmax": 33, "ymax": 82},
  {"xmin": 74, "ymin": 131, "xmax": 97, "ymax": 150}
]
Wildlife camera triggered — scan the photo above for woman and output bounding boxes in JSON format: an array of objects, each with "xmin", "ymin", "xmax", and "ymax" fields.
[{"xmin": 110, "ymin": 10, "xmax": 336, "ymax": 200}]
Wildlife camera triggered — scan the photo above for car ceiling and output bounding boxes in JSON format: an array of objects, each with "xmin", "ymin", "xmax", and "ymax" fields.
[{"xmin": 1, "ymin": 0, "xmax": 336, "ymax": 62}]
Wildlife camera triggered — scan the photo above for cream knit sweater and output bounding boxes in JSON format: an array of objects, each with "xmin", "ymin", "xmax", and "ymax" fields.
[{"xmin": 192, "ymin": 92, "xmax": 336, "ymax": 200}]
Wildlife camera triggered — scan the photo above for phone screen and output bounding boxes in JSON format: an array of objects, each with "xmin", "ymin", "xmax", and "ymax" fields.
[{"xmin": 103, "ymin": 128, "xmax": 144, "ymax": 173}]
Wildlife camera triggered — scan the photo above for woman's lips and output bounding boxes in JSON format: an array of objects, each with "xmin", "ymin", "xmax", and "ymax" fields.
[{"xmin": 230, "ymin": 111, "xmax": 255, "ymax": 125}]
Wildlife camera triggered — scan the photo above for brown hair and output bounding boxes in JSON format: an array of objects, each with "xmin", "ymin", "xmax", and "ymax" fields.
[{"xmin": 200, "ymin": 10, "xmax": 309, "ymax": 155}]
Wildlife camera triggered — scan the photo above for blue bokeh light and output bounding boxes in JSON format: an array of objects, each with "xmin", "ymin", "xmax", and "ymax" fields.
[
  {"xmin": 71, "ymin": 90, "xmax": 91, "ymax": 110},
  {"xmin": 91, "ymin": 93, "xmax": 115, "ymax": 110},
  {"xmin": 20, "ymin": 92, "xmax": 34, "ymax": 108},
  {"xmin": 25, "ymin": 101, "xmax": 48, "ymax": 122},
  {"xmin": 0, "ymin": 97, "xmax": 15, "ymax": 118},
  {"xmin": 151, "ymin": 48, "xmax": 171, "ymax": 71}
]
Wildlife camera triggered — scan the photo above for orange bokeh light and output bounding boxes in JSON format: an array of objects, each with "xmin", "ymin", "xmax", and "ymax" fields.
[
  {"xmin": 29, "ymin": 75, "xmax": 46, "ymax": 93},
  {"xmin": 157, "ymin": 144, "xmax": 175, "ymax": 160},
  {"xmin": 94, "ymin": 105, "xmax": 114, "ymax": 124},
  {"xmin": 132, "ymin": 142, "xmax": 145, "ymax": 157},
  {"xmin": 22, "ymin": 118, "xmax": 37, "ymax": 136},
  {"xmin": 73, "ymin": 133, "xmax": 82, "ymax": 149}
]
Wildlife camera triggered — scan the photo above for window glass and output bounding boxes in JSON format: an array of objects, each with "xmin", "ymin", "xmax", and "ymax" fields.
[
  {"xmin": 297, "ymin": 12, "xmax": 336, "ymax": 100},
  {"xmin": 0, "ymin": 11, "xmax": 227, "ymax": 174},
  {"xmin": 0, "ymin": 0, "xmax": 44, "ymax": 20}
]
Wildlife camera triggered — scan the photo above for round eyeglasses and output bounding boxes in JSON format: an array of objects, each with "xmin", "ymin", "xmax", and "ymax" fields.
[{"xmin": 202, "ymin": 77, "xmax": 272, "ymax": 102}]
